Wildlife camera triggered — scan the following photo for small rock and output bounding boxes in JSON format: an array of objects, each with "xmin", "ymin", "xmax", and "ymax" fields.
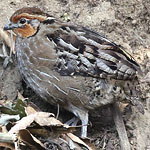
[
  {"xmin": 130, "ymin": 139, "xmax": 134, "ymax": 145},
  {"xmin": 146, "ymin": 51, "xmax": 150, "ymax": 58},
  {"xmin": 132, "ymin": 20, "xmax": 137, "ymax": 24}
]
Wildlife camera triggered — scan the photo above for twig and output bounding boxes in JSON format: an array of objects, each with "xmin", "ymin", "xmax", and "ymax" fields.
[
  {"xmin": 112, "ymin": 103, "xmax": 131, "ymax": 150},
  {"xmin": 0, "ymin": 29, "xmax": 11, "ymax": 48},
  {"xmin": 56, "ymin": 104, "xmax": 60, "ymax": 119}
]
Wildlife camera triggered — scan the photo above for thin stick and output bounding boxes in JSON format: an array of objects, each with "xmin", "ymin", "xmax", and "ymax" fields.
[
  {"xmin": 10, "ymin": 30, "xmax": 13, "ymax": 57},
  {"xmin": 112, "ymin": 103, "xmax": 131, "ymax": 150},
  {"xmin": 56, "ymin": 104, "xmax": 60, "ymax": 119}
]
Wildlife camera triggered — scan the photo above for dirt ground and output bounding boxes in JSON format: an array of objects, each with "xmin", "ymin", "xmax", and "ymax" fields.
[{"xmin": 0, "ymin": 0, "xmax": 150, "ymax": 149}]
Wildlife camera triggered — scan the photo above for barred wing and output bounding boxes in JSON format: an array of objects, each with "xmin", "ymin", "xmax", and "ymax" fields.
[{"xmin": 46, "ymin": 24, "xmax": 141, "ymax": 80}]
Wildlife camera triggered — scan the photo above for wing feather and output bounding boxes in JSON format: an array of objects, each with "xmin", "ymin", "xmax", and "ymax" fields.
[{"xmin": 45, "ymin": 23, "xmax": 141, "ymax": 80}]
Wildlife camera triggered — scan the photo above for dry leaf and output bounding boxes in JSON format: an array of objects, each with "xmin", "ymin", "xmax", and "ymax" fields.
[
  {"xmin": 82, "ymin": 138, "xmax": 96, "ymax": 150},
  {"xmin": 34, "ymin": 112, "xmax": 61, "ymax": 126},
  {"xmin": 9, "ymin": 112, "xmax": 55, "ymax": 134},
  {"xmin": 25, "ymin": 102, "xmax": 41, "ymax": 116},
  {"xmin": 0, "ymin": 28, "xmax": 16, "ymax": 54},
  {"xmin": 34, "ymin": 112, "xmax": 76, "ymax": 137},
  {"xmin": 25, "ymin": 106, "xmax": 37, "ymax": 116},
  {"xmin": 0, "ymin": 143, "xmax": 15, "ymax": 150},
  {"xmin": 34, "ymin": 113, "xmax": 76, "ymax": 136},
  {"xmin": 18, "ymin": 129, "xmax": 46, "ymax": 150},
  {"xmin": 17, "ymin": 92, "xmax": 27, "ymax": 101},
  {"xmin": 29, "ymin": 128, "xmax": 50, "ymax": 138},
  {"xmin": 62, "ymin": 134, "xmax": 83, "ymax": 149},
  {"xmin": 9, "ymin": 114, "xmax": 35, "ymax": 134},
  {"xmin": 67, "ymin": 133, "xmax": 93, "ymax": 150}
]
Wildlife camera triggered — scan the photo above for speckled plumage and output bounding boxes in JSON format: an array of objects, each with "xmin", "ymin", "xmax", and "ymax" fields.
[{"xmin": 4, "ymin": 7, "xmax": 142, "ymax": 137}]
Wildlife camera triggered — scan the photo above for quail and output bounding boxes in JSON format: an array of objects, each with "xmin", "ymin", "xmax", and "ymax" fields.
[{"xmin": 4, "ymin": 7, "xmax": 142, "ymax": 137}]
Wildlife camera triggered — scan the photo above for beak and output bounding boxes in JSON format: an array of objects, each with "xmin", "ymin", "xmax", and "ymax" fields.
[{"xmin": 3, "ymin": 21, "xmax": 19, "ymax": 30}]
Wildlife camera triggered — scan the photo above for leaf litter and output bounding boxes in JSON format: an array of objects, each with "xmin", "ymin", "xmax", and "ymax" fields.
[{"xmin": 0, "ymin": 59, "xmax": 94, "ymax": 150}]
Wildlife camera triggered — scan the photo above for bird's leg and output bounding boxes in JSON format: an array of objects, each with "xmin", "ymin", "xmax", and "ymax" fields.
[
  {"xmin": 72, "ymin": 117, "xmax": 80, "ymax": 126},
  {"xmin": 65, "ymin": 104, "xmax": 89, "ymax": 137},
  {"xmin": 65, "ymin": 116, "xmax": 79, "ymax": 126},
  {"xmin": 80, "ymin": 112, "xmax": 88, "ymax": 138},
  {"xmin": 65, "ymin": 113, "xmax": 88, "ymax": 137}
]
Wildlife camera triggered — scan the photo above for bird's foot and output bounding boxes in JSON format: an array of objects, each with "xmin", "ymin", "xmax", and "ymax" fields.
[{"xmin": 65, "ymin": 116, "xmax": 79, "ymax": 126}]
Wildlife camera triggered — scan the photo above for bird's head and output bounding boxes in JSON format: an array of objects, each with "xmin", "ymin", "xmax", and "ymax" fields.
[{"xmin": 3, "ymin": 7, "xmax": 54, "ymax": 38}]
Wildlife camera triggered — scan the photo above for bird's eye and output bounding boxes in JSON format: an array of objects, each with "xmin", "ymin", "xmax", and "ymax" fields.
[{"xmin": 19, "ymin": 18, "xmax": 26, "ymax": 24}]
